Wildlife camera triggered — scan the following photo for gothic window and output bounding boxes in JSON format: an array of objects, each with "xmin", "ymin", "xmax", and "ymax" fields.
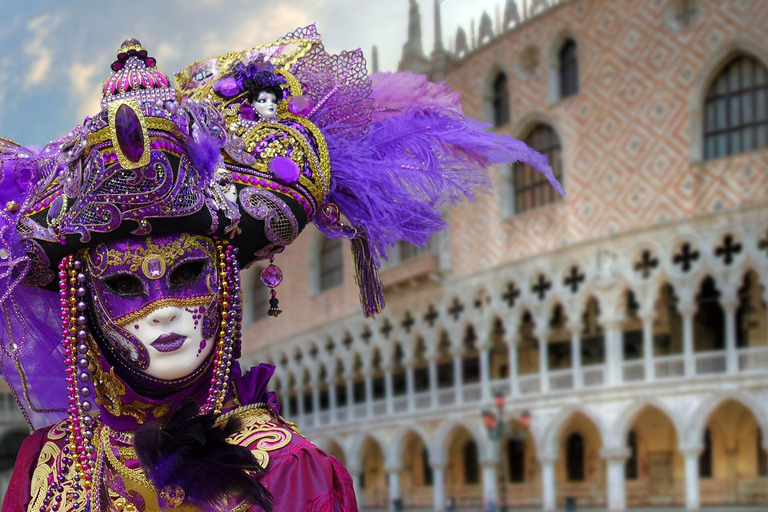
[
  {"xmin": 319, "ymin": 238, "xmax": 343, "ymax": 291},
  {"xmin": 693, "ymin": 276, "xmax": 725, "ymax": 352},
  {"xmin": 704, "ymin": 54, "xmax": 768, "ymax": 160},
  {"xmin": 463, "ymin": 440, "xmax": 480, "ymax": 484},
  {"xmin": 251, "ymin": 269, "xmax": 269, "ymax": 322},
  {"xmin": 699, "ymin": 428, "xmax": 713, "ymax": 478},
  {"xmin": 513, "ymin": 124, "xmax": 563, "ymax": 214},
  {"xmin": 0, "ymin": 431, "xmax": 27, "ymax": 472},
  {"xmin": 559, "ymin": 39, "xmax": 579, "ymax": 98},
  {"xmin": 492, "ymin": 72, "xmax": 510, "ymax": 127},
  {"xmin": 566, "ymin": 432, "xmax": 585, "ymax": 481},
  {"xmin": 625, "ymin": 430, "xmax": 639, "ymax": 480},
  {"xmin": 508, "ymin": 438, "xmax": 526, "ymax": 483}
]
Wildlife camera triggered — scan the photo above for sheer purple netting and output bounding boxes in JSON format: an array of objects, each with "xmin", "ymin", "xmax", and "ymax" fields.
[{"xmin": 0, "ymin": 147, "xmax": 68, "ymax": 431}]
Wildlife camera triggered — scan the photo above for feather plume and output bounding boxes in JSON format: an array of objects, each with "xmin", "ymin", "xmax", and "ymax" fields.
[{"xmin": 134, "ymin": 399, "xmax": 273, "ymax": 512}]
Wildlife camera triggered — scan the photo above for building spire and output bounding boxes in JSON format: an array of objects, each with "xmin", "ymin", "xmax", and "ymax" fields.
[
  {"xmin": 371, "ymin": 45, "xmax": 379, "ymax": 73},
  {"xmin": 433, "ymin": 0, "xmax": 444, "ymax": 51},
  {"xmin": 406, "ymin": 0, "xmax": 424, "ymax": 55}
]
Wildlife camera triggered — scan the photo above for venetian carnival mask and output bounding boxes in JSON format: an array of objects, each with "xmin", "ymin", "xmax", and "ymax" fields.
[
  {"xmin": 252, "ymin": 90, "xmax": 278, "ymax": 121},
  {"xmin": 85, "ymin": 233, "xmax": 219, "ymax": 381}
]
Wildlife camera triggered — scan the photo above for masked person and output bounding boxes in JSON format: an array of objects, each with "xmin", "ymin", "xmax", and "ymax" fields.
[{"xmin": 0, "ymin": 27, "xmax": 562, "ymax": 512}]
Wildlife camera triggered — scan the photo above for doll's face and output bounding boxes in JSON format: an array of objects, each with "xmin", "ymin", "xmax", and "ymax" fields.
[
  {"xmin": 252, "ymin": 90, "xmax": 278, "ymax": 120},
  {"xmin": 85, "ymin": 233, "xmax": 219, "ymax": 380}
]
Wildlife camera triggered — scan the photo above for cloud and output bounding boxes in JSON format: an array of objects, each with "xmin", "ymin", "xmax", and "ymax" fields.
[
  {"xmin": 198, "ymin": 4, "xmax": 317, "ymax": 58},
  {"xmin": 67, "ymin": 61, "xmax": 101, "ymax": 122},
  {"xmin": 24, "ymin": 13, "xmax": 61, "ymax": 86}
]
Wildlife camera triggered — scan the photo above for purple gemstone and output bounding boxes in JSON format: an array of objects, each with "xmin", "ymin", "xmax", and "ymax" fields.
[
  {"xmin": 240, "ymin": 103, "xmax": 256, "ymax": 121},
  {"xmin": 213, "ymin": 77, "xmax": 241, "ymax": 98},
  {"xmin": 260, "ymin": 264, "xmax": 283, "ymax": 288},
  {"xmin": 115, "ymin": 104, "xmax": 144, "ymax": 163},
  {"xmin": 147, "ymin": 258, "xmax": 162, "ymax": 277},
  {"xmin": 268, "ymin": 157, "xmax": 300, "ymax": 185},
  {"xmin": 48, "ymin": 195, "xmax": 64, "ymax": 221},
  {"xmin": 288, "ymin": 95, "xmax": 315, "ymax": 116}
]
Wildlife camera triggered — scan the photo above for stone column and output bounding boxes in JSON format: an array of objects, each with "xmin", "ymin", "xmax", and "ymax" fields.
[
  {"xmin": 603, "ymin": 449, "xmax": 629, "ymax": 511},
  {"xmin": 387, "ymin": 467, "xmax": 401, "ymax": 511},
  {"xmin": 535, "ymin": 327, "xmax": 550, "ymax": 393},
  {"xmin": 384, "ymin": 366, "xmax": 394, "ymax": 415},
  {"xmin": 603, "ymin": 320, "xmax": 623, "ymax": 385},
  {"xmin": 453, "ymin": 349, "xmax": 464, "ymax": 405},
  {"xmin": 365, "ymin": 371, "xmax": 374, "ymax": 418},
  {"xmin": 641, "ymin": 312, "xmax": 655, "ymax": 381},
  {"xmin": 329, "ymin": 378, "xmax": 338, "ymax": 425},
  {"xmin": 481, "ymin": 461, "xmax": 499, "ymax": 510},
  {"xmin": 346, "ymin": 378, "xmax": 355, "ymax": 422},
  {"xmin": 568, "ymin": 322, "xmax": 583, "ymax": 389},
  {"xmin": 479, "ymin": 343, "xmax": 492, "ymax": 401},
  {"xmin": 540, "ymin": 456, "xmax": 557, "ymax": 511},
  {"xmin": 682, "ymin": 446, "xmax": 701, "ymax": 510},
  {"xmin": 429, "ymin": 356, "xmax": 439, "ymax": 408},
  {"xmin": 350, "ymin": 470, "xmax": 362, "ymax": 508},
  {"xmin": 312, "ymin": 385, "xmax": 321, "ymax": 426},
  {"xmin": 723, "ymin": 300, "xmax": 739, "ymax": 374},
  {"xmin": 405, "ymin": 360, "xmax": 416, "ymax": 412},
  {"xmin": 432, "ymin": 464, "xmax": 446, "ymax": 511},
  {"xmin": 507, "ymin": 337, "xmax": 520, "ymax": 396},
  {"xmin": 297, "ymin": 386, "xmax": 306, "ymax": 426},
  {"xmin": 681, "ymin": 305, "xmax": 696, "ymax": 378},
  {"xmin": 281, "ymin": 385, "xmax": 292, "ymax": 418}
]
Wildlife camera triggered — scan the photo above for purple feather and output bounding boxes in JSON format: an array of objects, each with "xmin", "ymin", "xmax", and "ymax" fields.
[
  {"xmin": 185, "ymin": 128, "xmax": 224, "ymax": 183},
  {"xmin": 134, "ymin": 399, "xmax": 273, "ymax": 512},
  {"xmin": 319, "ymin": 102, "xmax": 564, "ymax": 266}
]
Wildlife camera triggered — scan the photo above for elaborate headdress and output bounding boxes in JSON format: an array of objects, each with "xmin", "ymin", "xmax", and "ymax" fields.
[{"xmin": 0, "ymin": 26, "xmax": 562, "ymax": 511}]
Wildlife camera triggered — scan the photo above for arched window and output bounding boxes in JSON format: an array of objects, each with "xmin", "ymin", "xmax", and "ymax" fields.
[
  {"xmin": 625, "ymin": 430, "xmax": 639, "ymax": 480},
  {"xmin": 566, "ymin": 432, "xmax": 585, "ymax": 481},
  {"xmin": 0, "ymin": 430, "xmax": 28, "ymax": 472},
  {"xmin": 492, "ymin": 72, "xmax": 510, "ymax": 127},
  {"xmin": 703, "ymin": 54, "xmax": 768, "ymax": 160},
  {"xmin": 507, "ymin": 438, "xmax": 525, "ymax": 483},
  {"xmin": 699, "ymin": 428, "xmax": 713, "ymax": 478},
  {"xmin": 463, "ymin": 439, "xmax": 480, "ymax": 484},
  {"xmin": 693, "ymin": 276, "xmax": 725, "ymax": 352},
  {"xmin": 251, "ymin": 269, "xmax": 269, "ymax": 322},
  {"xmin": 559, "ymin": 39, "xmax": 579, "ymax": 98},
  {"xmin": 513, "ymin": 124, "xmax": 563, "ymax": 215},
  {"xmin": 319, "ymin": 238, "xmax": 343, "ymax": 291}
]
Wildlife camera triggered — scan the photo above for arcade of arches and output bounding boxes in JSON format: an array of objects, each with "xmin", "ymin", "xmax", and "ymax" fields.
[{"xmin": 340, "ymin": 398, "xmax": 767, "ymax": 510}]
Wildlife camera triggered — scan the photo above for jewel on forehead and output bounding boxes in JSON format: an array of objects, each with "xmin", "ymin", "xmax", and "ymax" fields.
[{"xmin": 142, "ymin": 255, "xmax": 166, "ymax": 279}]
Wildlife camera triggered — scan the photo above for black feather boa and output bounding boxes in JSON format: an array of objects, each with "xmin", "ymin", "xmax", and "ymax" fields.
[{"xmin": 134, "ymin": 398, "xmax": 274, "ymax": 511}]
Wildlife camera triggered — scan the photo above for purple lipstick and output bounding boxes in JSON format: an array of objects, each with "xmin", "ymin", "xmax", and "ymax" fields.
[{"xmin": 151, "ymin": 333, "xmax": 186, "ymax": 353}]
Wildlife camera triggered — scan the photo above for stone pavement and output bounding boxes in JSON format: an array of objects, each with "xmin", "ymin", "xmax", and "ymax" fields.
[{"xmin": 360, "ymin": 508, "xmax": 768, "ymax": 512}]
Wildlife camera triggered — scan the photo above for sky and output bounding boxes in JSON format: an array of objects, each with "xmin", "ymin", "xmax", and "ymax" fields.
[{"xmin": 0, "ymin": 0, "xmax": 516, "ymax": 146}]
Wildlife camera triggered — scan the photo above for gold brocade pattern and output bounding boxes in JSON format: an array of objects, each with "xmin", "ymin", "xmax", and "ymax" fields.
[
  {"xmin": 86, "ymin": 337, "xmax": 149, "ymax": 423},
  {"xmin": 217, "ymin": 405, "xmax": 293, "ymax": 469},
  {"xmin": 27, "ymin": 421, "xmax": 88, "ymax": 512}
]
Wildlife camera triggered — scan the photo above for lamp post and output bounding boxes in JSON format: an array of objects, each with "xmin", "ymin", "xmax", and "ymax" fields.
[{"xmin": 482, "ymin": 389, "xmax": 531, "ymax": 512}]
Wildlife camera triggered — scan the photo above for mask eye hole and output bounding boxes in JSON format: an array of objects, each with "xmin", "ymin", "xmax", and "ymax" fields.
[
  {"xmin": 169, "ymin": 260, "xmax": 207, "ymax": 288},
  {"xmin": 102, "ymin": 274, "xmax": 145, "ymax": 297}
]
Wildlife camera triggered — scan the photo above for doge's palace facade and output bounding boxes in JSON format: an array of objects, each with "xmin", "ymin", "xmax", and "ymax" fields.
[{"xmin": 240, "ymin": 0, "xmax": 768, "ymax": 510}]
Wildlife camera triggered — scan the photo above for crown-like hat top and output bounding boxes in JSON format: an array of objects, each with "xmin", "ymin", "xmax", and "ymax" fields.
[{"xmin": 101, "ymin": 38, "xmax": 176, "ymax": 108}]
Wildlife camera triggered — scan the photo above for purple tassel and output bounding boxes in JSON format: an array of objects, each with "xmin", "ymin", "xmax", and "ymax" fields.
[{"xmin": 350, "ymin": 232, "xmax": 385, "ymax": 318}]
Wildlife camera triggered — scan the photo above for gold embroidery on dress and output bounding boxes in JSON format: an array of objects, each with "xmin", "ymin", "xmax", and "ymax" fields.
[
  {"xmin": 218, "ymin": 405, "xmax": 293, "ymax": 469},
  {"xmin": 87, "ymin": 338, "xmax": 148, "ymax": 424},
  {"xmin": 27, "ymin": 421, "xmax": 90, "ymax": 512}
]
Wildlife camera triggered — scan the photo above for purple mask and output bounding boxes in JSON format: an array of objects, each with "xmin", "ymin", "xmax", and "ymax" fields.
[{"xmin": 85, "ymin": 233, "xmax": 219, "ymax": 382}]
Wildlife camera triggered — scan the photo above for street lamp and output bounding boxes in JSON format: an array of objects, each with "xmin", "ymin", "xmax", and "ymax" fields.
[{"xmin": 481, "ymin": 389, "xmax": 531, "ymax": 512}]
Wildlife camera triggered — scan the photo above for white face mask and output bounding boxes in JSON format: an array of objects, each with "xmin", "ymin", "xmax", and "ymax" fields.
[
  {"xmin": 253, "ymin": 90, "xmax": 278, "ymax": 120},
  {"xmin": 87, "ymin": 233, "xmax": 219, "ymax": 381}
]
